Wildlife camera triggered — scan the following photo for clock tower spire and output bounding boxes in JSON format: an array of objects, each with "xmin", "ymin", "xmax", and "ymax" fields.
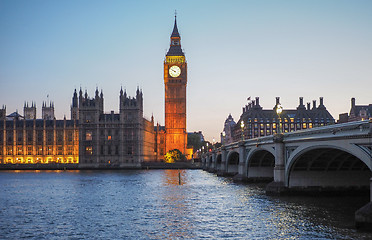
[{"xmin": 164, "ymin": 14, "xmax": 187, "ymax": 155}]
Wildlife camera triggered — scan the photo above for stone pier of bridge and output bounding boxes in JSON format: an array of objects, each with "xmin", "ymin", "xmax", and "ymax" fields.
[{"xmin": 201, "ymin": 120, "xmax": 372, "ymax": 230}]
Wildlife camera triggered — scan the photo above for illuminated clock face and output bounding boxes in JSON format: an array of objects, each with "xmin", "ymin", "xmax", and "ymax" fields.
[{"xmin": 169, "ymin": 65, "xmax": 181, "ymax": 78}]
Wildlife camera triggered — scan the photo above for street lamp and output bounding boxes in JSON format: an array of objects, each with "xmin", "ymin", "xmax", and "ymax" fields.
[
  {"xmin": 222, "ymin": 131, "xmax": 226, "ymax": 145},
  {"xmin": 276, "ymin": 103, "xmax": 283, "ymax": 134},
  {"xmin": 240, "ymin": 120, "xmax": 245, "ymax": 140}
]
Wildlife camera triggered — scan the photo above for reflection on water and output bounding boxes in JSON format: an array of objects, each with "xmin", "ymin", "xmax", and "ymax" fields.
[{"xmin": 0, "ymin": 170, "xmax": 371, "ymax": 239}]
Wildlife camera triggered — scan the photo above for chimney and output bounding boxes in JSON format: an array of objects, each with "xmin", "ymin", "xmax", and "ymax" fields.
[
  {"xmin": 299, "ymin": 97, "xmax": 304, "ymax": 106},
  {"xmin": 351, "ymin": 98, "xmax": 356, "ymax": 108},
  {"xmin": 276, "ymin": 97, "xmax": 280, "ymax": 105},
  {"xmin": 319, "ymin": 97, "xmax": 324, "ymax": 106},
  {"xmin": 312, "ymin": 100, "xmax": 316, "ymax": 109},
  {"xmin": 307, "ymin": 102, "xmax": 311, "ymax": 110},
  {"xmin": 255, "ymin": 97, "xmax": 260, "ymax": 106}
]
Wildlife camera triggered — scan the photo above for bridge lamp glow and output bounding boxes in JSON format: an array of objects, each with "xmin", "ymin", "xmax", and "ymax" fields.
[
  {"xmin": 240, "ymin": 120, "xmax": 245, "ymax": 140},
  {"xmin": 276, "ymin": 103, "xmax": 283, "ymax": 134},
  {"xmin": 276, "ymin": 103, "xmax": 283, "ymax": 115}
]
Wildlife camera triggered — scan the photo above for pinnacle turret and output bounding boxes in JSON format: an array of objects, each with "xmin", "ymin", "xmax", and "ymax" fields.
[{"xmin": 166, "ymin": 15, "xmax": 184, "ymax": 56}]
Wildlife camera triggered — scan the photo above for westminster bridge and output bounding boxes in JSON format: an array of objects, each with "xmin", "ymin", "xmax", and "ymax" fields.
[{"xmin": 201, "ymin": 120, "xmax": 372, "ymax": 228}]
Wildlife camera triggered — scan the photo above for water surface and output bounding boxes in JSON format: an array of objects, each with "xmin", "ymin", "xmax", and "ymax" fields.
[{"xmin": 0, "ymin": 170, "xmax": 371, "ymax": 239}]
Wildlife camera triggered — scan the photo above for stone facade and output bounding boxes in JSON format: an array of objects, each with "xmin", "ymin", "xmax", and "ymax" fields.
[
  {"xmin": 77, "ymin": 87, "xmax": 155, "ymax": 168},
  {"xmin": 338, "ymin": 98, "xmax": 372, "ymax": 123},
  {"xmin": 0, "ymin": 116, "xmax": 79, "ymax": 164},
  {"xmin": 163, "ymin": 16, "xmax": 188, "ymax": 156},
  {"xmin": 222, "ymin": 96, "xmax": 335, "ymax": 144}
]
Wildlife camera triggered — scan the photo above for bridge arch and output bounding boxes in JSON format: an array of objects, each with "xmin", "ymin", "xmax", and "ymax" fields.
[
  {"xmin": 245, "ymin": 147, "xmax": 275, "ymax": 179},
  {"xmin": 286, "ymin": 144, "xmax": 372, "ymax": 189},
  {"xmin": 226, "ymin": 150, "xmax": 239, "ymax": 175},
  {"xmin": 206, "ymin": 155, "xmax": 213, "ymax": 169},
  {"xmin": 216, "ymin": 154, "xmax": 222, "ymax": 171}
]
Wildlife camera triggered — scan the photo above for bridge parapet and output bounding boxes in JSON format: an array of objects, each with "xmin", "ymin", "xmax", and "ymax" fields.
[{"xmin": 283, "ymin": 120, "xmax": 370, "ymax": 142}]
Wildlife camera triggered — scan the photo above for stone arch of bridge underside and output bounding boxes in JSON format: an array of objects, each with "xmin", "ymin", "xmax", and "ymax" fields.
[
  {"xmin": 226, "ymin": 151, "xmax": 239, "ymax": 175},
  {"xmin": 246, "ymin": 150, "xmax": 275, "ymax": 180},
  {"xmin": 287, "ymin": 147, "xmax": 372, "ymax": 190},
  {"xmin": 216, "ymin": 154, "xmax": 222, "ymax": 171},
  {"xmin": 207, "ymin": 155, "xmax": 213, "ymax": 169}
]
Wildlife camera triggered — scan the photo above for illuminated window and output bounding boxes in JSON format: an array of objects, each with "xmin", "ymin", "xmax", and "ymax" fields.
[
  {"xmin": 108, "ymin": 136, "xmax": 112, "ymax": 140},
  {"xmin": 7, "ymin": 146, "xmax": 12, "ymax": 155},
  {"xmin": 27, "ymin": 146, "xmax": 32, "ymax": 155},
  {"xmin": 86, "ymin": 131, "xmax": 92, "ymax": 141},
  {"xmin": 303, "ymin": 123, "xmax": 307, "ymax": 129},
  {"xmin": 309, "ymin": 123, "xmax": 313, "ymax": 128},
  {"xmin": 57, "ymin": 146, "xmax": 63, "ymax": 155},
  {"xmin": 67, "ymin": 146, "xmax": 73, "ymax": 155},
  {"xmin": 85, "ymin": 146, "xmax": 93, "ymax": 155},
  {"xmin": 47, "ymin": 147, "xmax": 53, "ymax": 155},
  {"xmin": 17, "ymin": 146, "xmax": 23, "ymax": 155},
  {"xmin": 37, "ymin": 146, "xmax": 43, "ymax": 155}
]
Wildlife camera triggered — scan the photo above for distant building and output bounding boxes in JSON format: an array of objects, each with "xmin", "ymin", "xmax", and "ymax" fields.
[
  {"xmin": 77, "ymin": 87, "xmax": 155, "ymax": 168},
  {"xmin": 338, "ymin": 98, "xmax": 372, "ymax": 123},
  {"xmin": 0, "ymin": 104, "xmax": 79, "ymax": 164},
  {"xmin": 155, "ymin": 15, "xmax": 193, "ymax": 160},
  {"xmin": 222, "ymin": 97, "xmax": 335, "ymax": 145},
  {"xmin": 0, "ymin": 88, "xmax": 156, "ymax": 167},
  {"xmin": 1, "ymin": 16, "xmax": 195, "ymax": 165}
]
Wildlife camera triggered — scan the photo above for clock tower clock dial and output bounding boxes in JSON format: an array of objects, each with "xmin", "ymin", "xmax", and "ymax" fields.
[
  {"xmin": 169, "ymin": 65, "xmax": 181, "ymax": 77},
  {"xmin": 164, "ymin": 15, "xmax": 187, "ymax": 156}
]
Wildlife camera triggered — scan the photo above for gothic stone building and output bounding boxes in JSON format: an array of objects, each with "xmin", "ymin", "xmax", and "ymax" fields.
[
  {"xmin": 155, "ymin": 15, "xmax": 193, "ymax": 160},
  {"xmin": 338, "ymin": 98, "xmax": 372, "ymax": 123},
  {"xmin": 221, "ymin": 96, "xmax": 335, "ymax": 145},
  {"xmin": 74, "ymin": 88, "xmax": 155, "ymax": 168},
  {"xmin": 0, "ymin": 17, "xmax": 193, "ymax": 166},
  {"xmin": 0, "ymin": 104, "xmax": 79, "ymax": 164}
]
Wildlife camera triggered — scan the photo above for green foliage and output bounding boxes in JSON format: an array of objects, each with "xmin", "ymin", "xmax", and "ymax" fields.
[
  {"xmin": 164, "ymin": 149, "xmax": 186, "ymax": 163},
  {"xmin": 187, "ymin": 133, "xmax": 202, "ymax": 152}
]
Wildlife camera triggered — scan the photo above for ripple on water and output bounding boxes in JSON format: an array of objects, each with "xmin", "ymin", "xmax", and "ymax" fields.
[{"xmin": 0, "ymin": 170, "xmax": 371, "ymax": 239}]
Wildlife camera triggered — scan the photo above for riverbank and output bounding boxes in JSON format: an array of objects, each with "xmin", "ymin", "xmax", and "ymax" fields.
[{"xmin": 0, "ymin": 162, "xmax": 202, "ymax": 171}]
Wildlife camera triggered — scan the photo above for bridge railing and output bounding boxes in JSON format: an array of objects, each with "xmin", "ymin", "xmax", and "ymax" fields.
[
  {"xmin": 218, "ymin": 120, "xmax": 371, "ymax": 152},
  {"xmin": 283, "ymin": 120, "xmax": 370, "ymax": 140}
]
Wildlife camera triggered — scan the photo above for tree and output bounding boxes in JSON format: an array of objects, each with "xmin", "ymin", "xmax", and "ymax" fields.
[{"xmin": 164, "ymin": 149, "xmax": 186, "ymax": 163}]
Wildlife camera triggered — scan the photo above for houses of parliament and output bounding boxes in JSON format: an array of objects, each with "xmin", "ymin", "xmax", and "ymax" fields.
[{"xmin": 0, "ymin": 17, "xmax": 191, "ymax": 167}]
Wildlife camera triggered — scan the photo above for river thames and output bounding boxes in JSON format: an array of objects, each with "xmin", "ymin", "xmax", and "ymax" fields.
[{"xmin": 0, "ymin": 169, "xmax": 371, "ymax": 239}]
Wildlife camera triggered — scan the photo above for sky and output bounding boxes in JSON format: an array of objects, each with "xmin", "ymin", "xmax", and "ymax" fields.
[{"xmin": 0, "ymin": 0, "xmax": 371, "ymax": 142}]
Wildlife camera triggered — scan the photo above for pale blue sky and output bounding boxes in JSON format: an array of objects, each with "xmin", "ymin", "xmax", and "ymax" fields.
[{"xmin": 1, "ymin": 0, "xmax": 371, "ymax": 141}]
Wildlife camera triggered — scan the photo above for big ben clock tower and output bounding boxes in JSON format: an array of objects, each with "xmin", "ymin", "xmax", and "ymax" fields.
[{"xmin": 164, "ymin": 15, "xmax": 187, "ymax": 155}]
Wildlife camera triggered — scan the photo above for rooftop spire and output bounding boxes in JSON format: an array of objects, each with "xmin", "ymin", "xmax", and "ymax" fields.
[
  {"xmin": 166, "ymin": 12, "xmax": 184, "ymax": 56},
  {"xmin": 171, "ymin": 11, "xmax": 180, "ymax": 38}
]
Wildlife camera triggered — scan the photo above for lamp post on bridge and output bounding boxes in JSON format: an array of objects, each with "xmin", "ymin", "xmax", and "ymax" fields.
[
  {"xmin": 276, "ymin": 103, "xmax": 283, "ymax": 134},
  {"xmin": 240, "ymin": 120, "xmax": 245, "ymax": 140}
]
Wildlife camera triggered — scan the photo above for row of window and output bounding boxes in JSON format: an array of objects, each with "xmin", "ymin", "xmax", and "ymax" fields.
[
  {"xmin": 85, "ymin": 145, "xmax": 134, "ymax": 156},
  {"xmin": 1, "ymin": 145, "xmax": 76, "ymax": 156},
  {"xmin": 0, "ymin": 130, "xmax": 76, "ymax": 144},
  {"xmin": 245, "ymin": 118, "xmax": 332, "ymax": 123},
  {"xmin": 84, "ymin": 130, "xmax": 137, "ymax": 141}
]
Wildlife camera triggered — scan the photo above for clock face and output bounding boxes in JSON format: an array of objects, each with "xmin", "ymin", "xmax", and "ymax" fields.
[{"xmin": 169, "ymin": 65, "xmax": 181, "ymax": 78}]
